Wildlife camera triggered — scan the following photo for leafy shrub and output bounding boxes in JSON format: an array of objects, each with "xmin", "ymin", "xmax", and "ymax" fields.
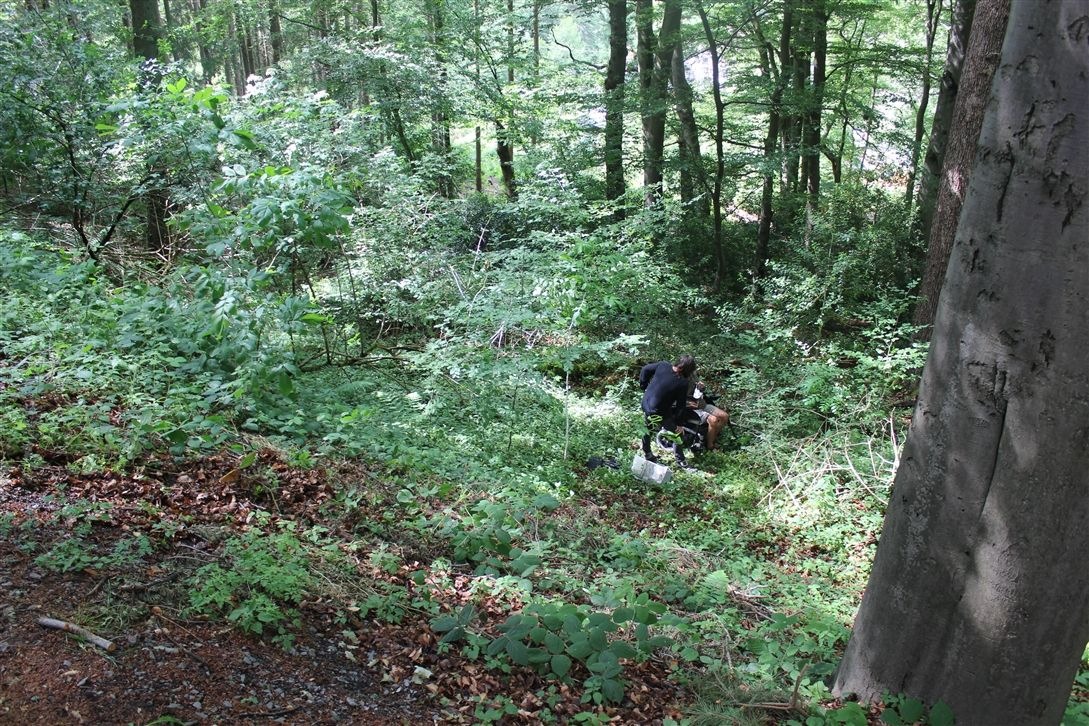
[{"xmin": 188, "ymin": 524, "xmax": 317, "ymax": 649}]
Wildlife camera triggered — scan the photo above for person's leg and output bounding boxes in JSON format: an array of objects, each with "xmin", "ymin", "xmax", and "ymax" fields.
[
  {"xmin": 642, "ymin": 412, "xmax": 659, "ymax": 461},
  {"xmin": 703, "ymin": 405, "xmax": 729, "ymax": 449}
]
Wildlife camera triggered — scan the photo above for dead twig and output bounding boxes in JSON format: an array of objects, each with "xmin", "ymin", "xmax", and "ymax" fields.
[
  {"xmin": 238, "ymin": 704, "xmax": 305, "ymax": 719},
  {"xmin": 37, "ymin": 617, "xmax": 116, "ymax": 652}
]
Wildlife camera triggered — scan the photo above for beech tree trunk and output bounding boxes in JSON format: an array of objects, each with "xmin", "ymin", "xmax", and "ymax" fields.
[
  {"xmin": 912, "ymin": 0, "xmax": 1008, "ymax": 336},
  {"xmin": 129, "ymin": 0, "xmax": 170, "ymax": 255},
  {"xmin": 672, "ymin": 37, "xmax": 707, "ymax": 218},
  {"xmin": 915, "ymin": 0, "xmax": 976, "ymax": 239},
  {"xmin": 803, "ymin": 0, "xmax": 826, "ymax": 234},
  {"xmin": 636, "ymin": 0, "xmax": 681, "ymax": 207},
  {"xmin": 904, "ymin": 0, "xmax": 944, "ymax": 212},
  {"xmin": 604, "ymin": 0, "xmax": 627, "ymax": 210},
  {"xmin": 833, "ymin": 4, "xmax": 1089, "ymax": 723},
  {"xmin": 129, "ymin": 0, "xmax": 161, "ymax": 63}
]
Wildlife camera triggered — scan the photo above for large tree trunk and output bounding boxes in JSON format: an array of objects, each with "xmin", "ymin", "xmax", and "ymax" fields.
[
  {"xmin": 754, "ymin": 5, "xmax": 792, "ymax": 283},
  {"xmin": 129, "ymin": 0, "xmax": 161, "ymax": 64},
  {"xmin": 912, "ymin": 0, "xmax": 1008, "ymax": 336},
  {"xmin": 915, "ymin": 0, "xmax": 975, "ymax": 238},
  {"xmin": 604, "ymin": 0, "xmax": 627, "ymax": 211},
  {"xmin": 833, "ymin": 4, "xmax": 1089, "ymax": 723}
]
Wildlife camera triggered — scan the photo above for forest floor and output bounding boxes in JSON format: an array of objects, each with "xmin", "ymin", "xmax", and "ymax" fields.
[{"xmin": 0, "ymin": 451, "xmax": 686, "ymax": 725}]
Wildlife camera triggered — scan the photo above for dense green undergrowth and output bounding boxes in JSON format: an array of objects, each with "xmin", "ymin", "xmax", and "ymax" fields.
[{"xmin": 2, "ymin": 222, "xmax": 1087, "ymax": 723}]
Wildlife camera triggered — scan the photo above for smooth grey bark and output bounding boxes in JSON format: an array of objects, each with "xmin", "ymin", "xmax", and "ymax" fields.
[
  {"xmin": 913, "ymin": 0, "xmax": 1008, "ymax": 336},
  {"xmin": 915, "ymin": 0, "xmax": 976, "ymax": 239},
  {"xmin": 833, "ymin": 3, "xmax": 1089, "ymax": 723}
]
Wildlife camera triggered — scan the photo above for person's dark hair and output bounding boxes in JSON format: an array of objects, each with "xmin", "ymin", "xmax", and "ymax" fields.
[{"xmin": 675, "ymin": 354, "xmax": 696, "ymax": 377}]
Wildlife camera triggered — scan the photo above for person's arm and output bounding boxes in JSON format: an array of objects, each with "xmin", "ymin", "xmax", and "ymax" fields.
[{"xmin": 639, "ymin": 363, "xmax": 655, "ymax": 390}]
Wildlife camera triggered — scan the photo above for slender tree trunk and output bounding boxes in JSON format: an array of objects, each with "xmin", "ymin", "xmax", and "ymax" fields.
[
  {"xmin": 754, "ymin": 7, "xmax": 791, "ymax": 283},
  {"xmin": 673, "ymin": 38, "xmax": 708, "ymax": 218},
  {"xmin": 833, "ymin": 4, "xmax": 1089, "ymax": 722},
  {"xmin": 129, "ymin": 0, "xmax": 170, "ymax": 255},
  {"xmin": 916, "ymin": 0, "xmax": 975, "ymax": 242},
  {"xmin": 496, "ymin": 121, "xmax": 516, "ymax": 198},
  {"xmin": 804, "ymin": 0, "xmax": 826, "ymax": 204},
  {"xmin": 637, "ymin": 0, "xmax": 681, "ymax": 207},
  {"xmin": 905, "ymin": 0, "xmax": 944, "ymax": 211},
  {"xmin": 604, "ymin": 0, "xmax": 627, "ymax": 212},
  {"xmin": 428, "ymin": 0, "xmax": 453, "ymax": 197},
  {"xmin": 912, "ymin": 0, "xmax": 1008, "ymax": 336},
  {"xmin": 474, "ymin": 0, "xmax": 483, "ymax": 193},
  {"xmin": 161, "ymin": 0, "xmax": 182, "ymax": 62},
  {"xmin": 269, "ymin": 1, "xmax": 283, "ymax": 65},
  {"xmin": 697, "ymin": 3, "xmax": 726, "ymax": 287},
  {"xmin": 191, "ymin": 0, "xmax": 214, "ymax": 82}
]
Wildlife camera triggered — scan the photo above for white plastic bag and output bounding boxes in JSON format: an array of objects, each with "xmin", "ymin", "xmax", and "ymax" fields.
[{"xmin": 631, "ymin": 454, "xmax": 672, "ymax": 485}]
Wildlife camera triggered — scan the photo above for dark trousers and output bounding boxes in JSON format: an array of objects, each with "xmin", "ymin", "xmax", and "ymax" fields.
[{"xmin": 642, "ymin": 410, "xmax": 687, "ymax": 465}]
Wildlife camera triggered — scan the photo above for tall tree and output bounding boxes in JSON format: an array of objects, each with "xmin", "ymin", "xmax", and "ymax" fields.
[
  {"xmin": 911, "ymin": 0, "xmax": 1008, "ymax": 335},
  {"xmin": 129, "ymin": 0, "xmax": 170, "ymax": 254},
  {"xmin": 129, "ymin": 0, "xmax": 162, "ymax": 63},
  {"xmin": 903, "ymin": 0, "xmax": 945, "ymax": 211},
  {"xmin": 497, "ymin": 0, "xmax": 517, "ymax": 198},
  {"xmin": 603, "ymin": 0, "xmax": 627, "ymax": 211},
  {"xmin": 752, "ymin": 2, "xmax": 793, "ymax": 281},
  {"xmin": 427, "ymin": 0, "xmax": 454, "ymax": 197},
  {"xmin": 914, "ymin": 0, "xmax": 975, "ymax": 237},
  {"xmin": 672, "ymin": 32, "xmax": 708, "ymax": 219},
  {"xmin": 636, "ymin": 0, "xmax": 681, "ymax": 206},
  {"xmin": 833, "ymin": 3, "xmax": 1089, "ymax": 722},
  {"xmin": 802, "ymin": 0, "xmax": 825, "ymax": 207}
]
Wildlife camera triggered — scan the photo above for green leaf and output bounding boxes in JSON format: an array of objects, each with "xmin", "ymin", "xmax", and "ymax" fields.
[
  {"xmin": 532, "ymin": 493, "xmax": 560, "ymax": 511},
  {"xmin": 431, "ymin": 615, "xmax": 459, "ymax": 633},
  {"xmin": 612, "ymin": 607, "xmax": 634, "ymax": 624},
  {"xmin": 485, "ymin": 636, "xmax": 507, "ymax": 657},
  {"xmin": 544, "ymin": 632, "xmax": 565, "ymax": 654},
  {"xmin": 506, "ymin": 639, "xmax": 530, "ymax": 666},
  {"xmin": 439, "ymin": 626, "xmax": 465, "ymax": 644},
  {"xmin": 608, "ymin": 641, "xmax": 638, "ymax": 660},
  {"xmin": 567, "ymin": 638, "xmax": 593, "ymax": 660},
  {"xmin": 928, "ymin": 701, "xmax": 955, "ymax": 726},
  {"xmin": 550, "ymin": 653, "xmax": 572, "ymax": 678},
  {"xmin": 881, "ymin": 710, "xmax": 904, "ymax": 726},
  {"xmin": 897, "ymin": 698, "xmax": 924, "ymax": 723},
  {"xmin": 232, "ymin": 129, "xmax": 258, "ymax": 150},
  {"xmin": 601, "ymin": 677, "xmax": 625, "ymax": 703}
]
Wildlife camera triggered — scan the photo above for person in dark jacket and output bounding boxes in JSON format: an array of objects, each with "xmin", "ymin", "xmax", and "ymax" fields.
[{"xmin": 639, "ymin": 354, "xmax": 697, "ymax": 466}]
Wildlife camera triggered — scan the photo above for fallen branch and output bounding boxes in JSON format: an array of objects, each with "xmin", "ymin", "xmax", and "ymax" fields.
[{"xmin": 37, "ymin": 617, "xmax": 116, "ymax": 652}]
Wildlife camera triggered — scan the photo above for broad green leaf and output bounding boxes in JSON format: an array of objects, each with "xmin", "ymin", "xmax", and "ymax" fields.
[{"xmin": 550, "ymin": 653, "xmax": 572, "ymax": 678}]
